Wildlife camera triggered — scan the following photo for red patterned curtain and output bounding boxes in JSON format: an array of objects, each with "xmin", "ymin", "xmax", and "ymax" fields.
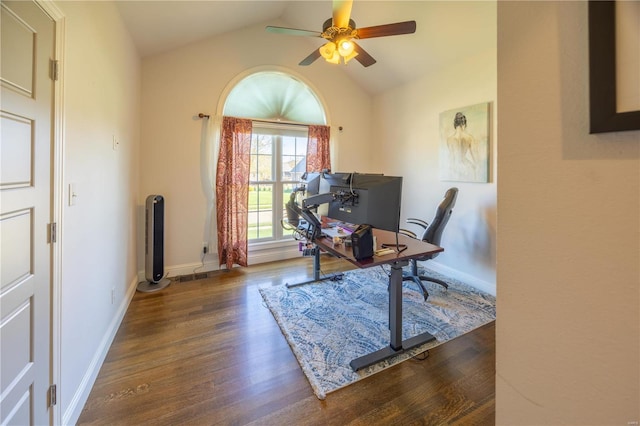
[
  {"xmin": 306, "ymin": 125, "xmax": 331, "ymax": 172},
  {"xmin": 215, "ymin": 116, "xmax": 252, "ymax": 269}
]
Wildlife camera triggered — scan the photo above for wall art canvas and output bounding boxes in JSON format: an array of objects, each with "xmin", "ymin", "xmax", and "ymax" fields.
[{"xmin": 439, "ymin": 102, "xmax": 490, "ymax": 183}]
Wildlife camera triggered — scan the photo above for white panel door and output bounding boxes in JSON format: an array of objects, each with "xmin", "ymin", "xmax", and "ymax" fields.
[{"xmin": 1, "ymin": 1, "xmax": 55, "ymax": 424}]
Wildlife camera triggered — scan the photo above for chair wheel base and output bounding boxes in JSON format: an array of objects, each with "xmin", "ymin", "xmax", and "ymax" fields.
[{"xmin": 402, "ymin": 274, "xmax": 449, "ymax": 301}]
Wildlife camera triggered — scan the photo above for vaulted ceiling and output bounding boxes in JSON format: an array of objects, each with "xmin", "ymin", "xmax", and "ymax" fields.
[{"xmin": 115, "ymin": 1, "xmax": 496, "ymax": 95}]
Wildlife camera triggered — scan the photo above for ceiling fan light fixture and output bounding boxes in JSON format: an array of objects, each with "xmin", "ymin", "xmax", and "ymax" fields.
[
  {"xmin": 327, "ymin": 50, "xmax": 341, "ymax": 64},
  {"xmin": 319, "ymin": 41, "xmax": 336, "ymax": 60},
  {"xmin": 337, "ymin": 38, "xmax": 355, "ymax": 57},
  {"xmin": 342, "ymin": 50, "xmax": 359, "ymax": 64}
]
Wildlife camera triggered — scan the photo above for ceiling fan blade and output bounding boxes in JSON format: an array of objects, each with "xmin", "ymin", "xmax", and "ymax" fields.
[
  {"xmin": 332, "ymin": 0, "xmax": 353, "ymax": 28},
  {"xmin": 299, "ymin": 49, "xmax": 322, "ymax": 66},
  {"xmin": 356, "ymin": 21, "xmax": 417, "ymax": 39},
  {"xmin": 266, "ymin": 26, "xmax": 322, "ymax": 37},
  {"xmin": 352, "ymin": 42, "xmax": 376, "ymax": 67}
]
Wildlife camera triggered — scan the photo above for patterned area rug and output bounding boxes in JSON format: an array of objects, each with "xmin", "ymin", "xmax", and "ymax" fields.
[{"xmin": 259, "ymin": 266, "xmax": 496, "ymax": 399}]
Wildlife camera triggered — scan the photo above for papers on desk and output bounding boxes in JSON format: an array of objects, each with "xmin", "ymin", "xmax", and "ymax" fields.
[
  {"xmin": 321, "ymin": 227, "xmax": 350, "ymax": 238},
  {"xmin": 374, "ymin": 248, "xmax": 396, "ymax": 256}
]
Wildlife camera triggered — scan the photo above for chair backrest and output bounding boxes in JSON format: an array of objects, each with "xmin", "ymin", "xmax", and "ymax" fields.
[
  {"xmin": 284, "ymin": 187, "xmax": 304, "ymax": 227},
  {"xmin": 422, "ymin": 187, "xmax": 458, "ymax": 247}
]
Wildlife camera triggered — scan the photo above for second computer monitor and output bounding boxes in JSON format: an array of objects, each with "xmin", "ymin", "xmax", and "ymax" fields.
[
  {"xmin": 325, "ymin": 173, "xmax": 403, "ymax": 233},
  {"xmin": 302, "ymin": 172, "xmax": 322, "ymax": 196}
]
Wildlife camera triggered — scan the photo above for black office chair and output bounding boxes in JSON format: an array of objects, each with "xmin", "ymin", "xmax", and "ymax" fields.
[
  {"xmin": 281, "ymin": 186, "xmax": 323, "ymax": 242},
  {"xmin": 400, "ymin": 187, "xmax": 458, "ymax": 300}
]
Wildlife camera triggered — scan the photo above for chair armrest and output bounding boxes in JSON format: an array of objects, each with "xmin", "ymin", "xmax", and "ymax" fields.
[
  {"xmin": 281, "ymin": 219, "xmax": 296, "ymax": 231},
  {"xmin": 406, "ymin": 218, "xmax": 429, "ymax": 229},
  {"xmin": 398, "ymin": 228, "xmax": 417, "ymax": 239}
]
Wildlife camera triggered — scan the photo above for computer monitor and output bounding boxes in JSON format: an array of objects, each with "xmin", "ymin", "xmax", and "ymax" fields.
[
  {"xmin": 301, "ymin": 172, "xmax": 321, "ymax": 196},
  {"xmin": 317, "ymin": 172, "xmax": 351, "ymax": 194},
  {"xmin": 325, "ymin": 172, "xmax": 403, "ymax": 233},
  {"xmin": 312, "ymin": 172, "xmax": 349, "ymax": 218}
]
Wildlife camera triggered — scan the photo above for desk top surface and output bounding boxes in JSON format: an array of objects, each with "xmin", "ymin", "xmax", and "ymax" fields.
[{"xmin": 315, "ymin": 228, "xmax": 443, "ymax": 268}]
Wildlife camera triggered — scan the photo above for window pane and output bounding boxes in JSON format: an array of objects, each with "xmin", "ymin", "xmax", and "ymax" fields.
[
  {"xmin": 248, "ymin": 183, "xmax": 274, "ymax": 240},
  {"xmin": 248, "ymin": 211, "xmax": 259, "ymax": 240},
  {"xmin": 258, "ymin": 210, "xmax": 273, "ymax": 238},
  {"xmin": 251, "ymin": 135, "xmax": 273, "ymax": 181},
  {"xmin": 282, "ymin": 136, "xmax": 307, "ymax": 181},
  {"xmin": 282, "ymin": 136, "xmax": 296, "ymax": 155},
  {"xmin": 256, "ymin": 154, "xmax": 273, "ymax": 181},
  {"xmin": 256, "ymin": 135, "xmax": 272, "ymax": 154},
  {"xmin": 256, "ymin": 184, "xmax": 273, "ymax": 211},
  {"xmin": 250, "ymin": 154, "xmax": 258, "ymax": 180},
  {"xmin": 291, "ymin": 156, "xmax": 307, "ymax": 182},
  {"xmin": 296, "ymin": 137, "xmax": 307, "ymax": 153},
  {"xmin": 282, "ymin": 155, "xmax": 301, "ymax": 181},
  {"xmin": 248, "ymin": 184, "xmax": 259, "ymax": 212}
]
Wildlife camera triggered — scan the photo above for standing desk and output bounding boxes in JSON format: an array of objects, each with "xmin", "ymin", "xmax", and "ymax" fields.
[{"xmin": 313, "ymin": 228, "xmax": 444, "ymax": 371}]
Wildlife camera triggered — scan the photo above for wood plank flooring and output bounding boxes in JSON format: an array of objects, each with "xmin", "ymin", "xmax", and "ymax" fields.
[{"xmin": 78, "ymin": 256, "xmax": 495, "ymax": 425}]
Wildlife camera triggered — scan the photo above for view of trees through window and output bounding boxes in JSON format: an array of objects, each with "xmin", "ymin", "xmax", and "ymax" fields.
[{"xmin": 248, "ymin": 129, "xmax": 307, "ymax": 241}]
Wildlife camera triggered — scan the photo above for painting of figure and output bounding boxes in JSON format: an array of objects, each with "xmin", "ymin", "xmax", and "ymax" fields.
[{"xmin": 439, "ymin": 102, "xmax": 489, "ymax": 183}]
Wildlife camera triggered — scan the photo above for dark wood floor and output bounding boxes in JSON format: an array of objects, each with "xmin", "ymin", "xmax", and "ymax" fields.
[{"xmin": 78, "ymin": 256, "xmax": 495, "ymax": 425}]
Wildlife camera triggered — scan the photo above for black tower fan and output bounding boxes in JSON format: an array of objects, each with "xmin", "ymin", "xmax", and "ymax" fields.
[{"xmin": 137, "ymin": 195, "xmax": 171, "ymax": 292}]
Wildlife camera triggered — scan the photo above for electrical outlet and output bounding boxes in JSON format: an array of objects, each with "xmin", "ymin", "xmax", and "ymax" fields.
[{"xmin": 202, "ymin": 242, "xmax": 209, "ymax": 254}]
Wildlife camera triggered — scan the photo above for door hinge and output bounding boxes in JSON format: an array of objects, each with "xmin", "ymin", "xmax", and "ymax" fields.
[
  {"xmin": 49, "ymin": 59, "xmax": 59, "ymax": 81},
  {"xmin": 48, "ymin": 384, "xmax": 57, "ymax": 407},
  {"xmin": 49, "ymin": 222, "xmax": 57, "ymax": 243}
]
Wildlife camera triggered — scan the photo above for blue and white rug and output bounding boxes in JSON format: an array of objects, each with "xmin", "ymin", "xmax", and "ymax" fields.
[{"xmin": 258, "ymin": 266, "xmax": 496, "ymax": 399}]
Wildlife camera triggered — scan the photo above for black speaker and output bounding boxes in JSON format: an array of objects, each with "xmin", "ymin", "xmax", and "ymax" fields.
[
  {"xmin": 351, "ymin": 224, "xmax": 374, "ymax": 260},
  {"xmin": 137, "ymin": 195, "xmax": 170, "ymax": 292}
]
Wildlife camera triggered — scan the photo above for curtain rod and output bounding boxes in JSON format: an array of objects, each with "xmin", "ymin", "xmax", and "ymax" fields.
[
  {"xmin": 250, "ymin": 118, "xmax": 311, "ymax": 128},
  {"xmin": 196, "ymin": 113, "xmax": 324, "ymax": 128}
]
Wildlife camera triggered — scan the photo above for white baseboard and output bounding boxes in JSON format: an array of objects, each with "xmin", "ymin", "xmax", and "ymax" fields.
[
  {"xmin": 248, "ymin": 245, "xmax": 300, "ymax": 265},
  {"xmin": 423, "ymin": 261, "xmax": 496, "ymax": 296},
  {"xmin": 137, "ymin": 260, "xmax": 222, "ymax": 282},
  {"xmin": 63, "ymin": 274, "xmax": 138, "ymax": 425},
  {"xmin": 138, "ymin": 245, "xmax": 303, "ymax": 281}
]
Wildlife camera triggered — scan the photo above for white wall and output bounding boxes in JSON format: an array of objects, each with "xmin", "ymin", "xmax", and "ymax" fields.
[
  {"xmin": 371, "ymin": 47, "xmax": 498, "ymax": 293},
  {"xmin": 57, "ymin": 1, "xmax": 141, "ymax": 423},
  {"xmin": 139, "ymin": 19, "xmax": 373, "ymax": 275},
  {"xmin": 497, "ymin": 1, "xmax": 639, "ymax": 424}
]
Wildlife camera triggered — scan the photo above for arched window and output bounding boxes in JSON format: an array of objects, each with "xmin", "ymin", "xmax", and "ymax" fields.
[
  {"xmin": 222, "ymin": 70, "xmax": 328, "ymax": 243},
  {"xmin": 223, "ymin": 70, "xmax": 326, "ymax": 124}
]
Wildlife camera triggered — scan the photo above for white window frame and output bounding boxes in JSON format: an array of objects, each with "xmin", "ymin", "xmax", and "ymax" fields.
[{"xmin": 249, "ymin": 122, "xmax": 308, "ymax": 244}]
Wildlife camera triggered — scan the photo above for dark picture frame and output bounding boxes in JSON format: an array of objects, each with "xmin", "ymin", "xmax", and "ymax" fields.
[{"xmin": 588, "ymin": 1, "xmax": 640, "ymax": 133}]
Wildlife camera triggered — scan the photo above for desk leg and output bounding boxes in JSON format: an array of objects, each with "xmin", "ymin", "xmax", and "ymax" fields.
[
  {"xmin": 389, "ymin": 261, "xmax": 404, "ymax": 350},
  {"xmin": 286, "ymin": 246, "xmax": 342, "ymax": 288},
  {"xmin": 350, "ymin": 260, "xmax": 436, "ymax": 371}
]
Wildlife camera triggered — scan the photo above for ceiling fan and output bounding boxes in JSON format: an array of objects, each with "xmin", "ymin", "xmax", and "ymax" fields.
[{"xmin": 265, "ymin": 0, "xmax": 416, "ymax": 67}]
